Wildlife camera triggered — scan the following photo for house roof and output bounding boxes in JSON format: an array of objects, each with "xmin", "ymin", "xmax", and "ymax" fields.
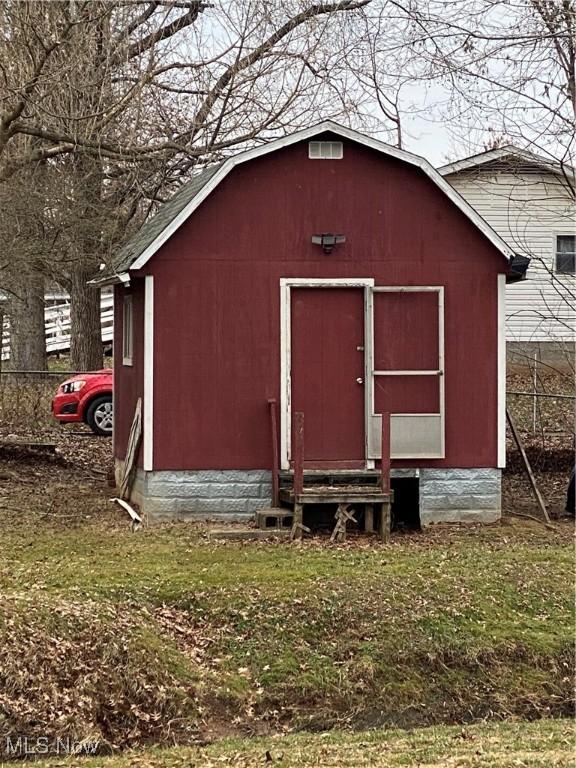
[
  {"xmin": 438, "ymin": 144, "xmax": 574, "ymax": 178},
  {"xmin": 95, "ymin": 121, "xmax": 516, "ymax": 284},
  {"xmin": 105, "ymin": 162, "xmax": 224, "ymax": 280}
]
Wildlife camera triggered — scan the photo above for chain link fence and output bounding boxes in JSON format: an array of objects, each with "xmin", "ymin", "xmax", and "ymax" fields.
[{"xmin": 0, "ymin": 370, "xmax": 82, "ymax": 434}]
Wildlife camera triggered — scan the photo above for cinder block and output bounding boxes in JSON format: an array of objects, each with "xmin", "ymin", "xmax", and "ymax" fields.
[
  {"xmin": 422, "ymin": 494, "xmax": 501, "ymax": 511},
  {"xmin": 420, "ymin": 508, "xmax": 501, "ymax": 525},
  {"xmin": 255, "ymin": 508, "xmax": 294, "ymax": 530},
  {"xmin": 421, "ymin": 468, "xmax": 500, "ymax": 482},
  {"xmin": 419, "ymin": 468, "xmax": 501, "ymax": 526},
  {"xmin": 422, "ymin": 480, "xmax": 499, "ymax": 496}
]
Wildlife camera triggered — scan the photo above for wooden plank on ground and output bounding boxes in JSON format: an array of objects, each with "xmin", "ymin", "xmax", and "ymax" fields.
[
  {"xmin": 120, "ymin": 398, "xmax": 142, "ymax": 500},
  {"xmin": 0, "ymin": 439, "xmax": 57, "ymax": 452}
]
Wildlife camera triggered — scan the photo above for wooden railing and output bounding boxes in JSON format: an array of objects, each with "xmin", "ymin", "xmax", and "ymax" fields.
[{"xmin": 292, "ymin": 410, "xmax": 305, "ymax": 497}]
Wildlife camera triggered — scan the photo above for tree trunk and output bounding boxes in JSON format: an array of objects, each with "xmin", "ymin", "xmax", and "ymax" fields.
[
  {"xmin": 70, "ymin": 268, "xmax": 103, "ymax": 371},
  {"xmin": 9, "ymin": 273, "xmax": 46, "ymax": 370}
]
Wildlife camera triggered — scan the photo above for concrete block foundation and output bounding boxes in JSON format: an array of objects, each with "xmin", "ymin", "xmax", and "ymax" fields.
[
  {"xmin": 419, "ymin": 468, "xmax": 501, "ymax": 526},
  {"xmin": 115, "ymin": 462, "xmax": 501, "ymax": 525},
  {"xmin": 115, "ymin": 462, "xmax": 272, "ymax": 522}
]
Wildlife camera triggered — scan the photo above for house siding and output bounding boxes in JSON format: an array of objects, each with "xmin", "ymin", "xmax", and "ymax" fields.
[{"xmin": 443, "ymin": 166, "xmax": 575, "ymax": 343}]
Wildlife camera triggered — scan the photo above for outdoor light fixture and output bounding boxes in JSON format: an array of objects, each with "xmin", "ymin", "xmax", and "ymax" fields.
[{"xmin": 311, "ymin": 233, "xmax": 346, "ymax": 254}]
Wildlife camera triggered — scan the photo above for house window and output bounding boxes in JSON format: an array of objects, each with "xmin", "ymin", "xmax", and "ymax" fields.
[
  {"xmin": 122, "ymin": 295, "xmax": 133, "ymax": 365},
  {"xmin": 308, "ymin": 141, "xmax": 343, "ymax": 159},
  {"xmin": 555, "ymin": 235, "xmax": 575, "ymax": 274}
]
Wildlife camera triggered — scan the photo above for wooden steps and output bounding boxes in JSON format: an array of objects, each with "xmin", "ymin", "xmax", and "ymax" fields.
[
  {"xmin": 265, "ymin": 405, "xmax": 393, "ymax": 543},
  {"xmin": 279, "ymin": 484, "xmax": 390, "ymax": 505}
]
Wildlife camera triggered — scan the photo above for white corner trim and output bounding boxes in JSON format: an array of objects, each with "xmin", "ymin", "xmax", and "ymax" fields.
[
  {"xmin": 497, "ymin": 273, "xmax": 506, "ymax": 468},
  {"xmin": 143, "ymin": 276, "xmax": 154, "ymax": 471},
  {"xmin": 438, "ymin": 286, "xmax": 446, "ymax": 459},
  {"xmin": 129, "ymin": 120, "xmax": 514, "ymax": 271},
  {"xmin": 279, "ymin": 280, "xmax": 289, "ymax": 471}
]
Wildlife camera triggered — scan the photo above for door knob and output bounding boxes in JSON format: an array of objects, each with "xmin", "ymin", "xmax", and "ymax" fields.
[{"xmin": 356, "ymin": 377, "xmax": 363, "ymax": 384}]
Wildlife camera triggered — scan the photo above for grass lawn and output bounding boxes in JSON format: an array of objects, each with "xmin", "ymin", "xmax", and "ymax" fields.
[
  {"xmin": 0, "ymin": 434, "xmax": 573, "ymax": 763},
  {"xmin": 7, "ymin": 719, "xmax": 574, "ymax": 767}
]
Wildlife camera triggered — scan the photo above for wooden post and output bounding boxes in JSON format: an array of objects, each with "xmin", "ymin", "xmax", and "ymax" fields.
[
  {"xmin": 364, "ymin": 504, "xmax": 374, "ymax": 533},
  {"xmin": 506, "ymin": 408, "xmax": 551, "ymax": 523},
  {"xmin": 380, "ymin": 411, "xmax": 391, "ymax": 494},
  {"xmin": 532, "ymin": 353, "xmax": 538, "ymax": 435},
  {"xmin": 291, "ymin": 411, "xmax": 305, "ymax": 540},
  {"xmin": 268, "ymin": 399, "xmax": 279, "ymax": 507},
  {"xmin": 380, "ymin": 412, "xmax": 391, "ymax": 542},
  {"xmin": 379, "ymin": 501, "xmax": 391, "ymax": 543},
  {"xmin": 293, "ymin": 411, "xmax": 304, "ymax": 498},
  {"xmin": 291, "ymin": 503, "xmax": 304, "ymax": 540}
]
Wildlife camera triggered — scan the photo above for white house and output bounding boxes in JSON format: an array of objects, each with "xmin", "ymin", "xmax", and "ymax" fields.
[{"xmin": 439, "ymin": 146, "xmax": 575, "ymax": 347}]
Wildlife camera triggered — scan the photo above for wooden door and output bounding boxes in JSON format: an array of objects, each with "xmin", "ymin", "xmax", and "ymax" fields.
[{"xmin": 290, "ymin": 288, "xmax": 366, "ymax": 467}]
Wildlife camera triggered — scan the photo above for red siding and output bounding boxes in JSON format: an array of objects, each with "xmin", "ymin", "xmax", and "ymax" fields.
[
  {"xmin": 113, "ymin": 280, "xmax": 144, "ymax": 465},
  {"xmin": 120, "ymin": 135, "xmax": 506, "ymax": 470}
]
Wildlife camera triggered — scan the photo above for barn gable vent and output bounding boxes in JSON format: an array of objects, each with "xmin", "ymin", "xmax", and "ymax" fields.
[{"xmin": 308, "ymin": 141, "xmax": 343, "ymax": 159}]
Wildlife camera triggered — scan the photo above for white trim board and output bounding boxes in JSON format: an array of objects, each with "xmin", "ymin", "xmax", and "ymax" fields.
[
  {"xmin": 497, "ymin": 274, "xmax": 506, "ymax": 468},
  {"xmin": 143, "ymin": 276, "xmax": 154, "ymax": 472},
  {"xmin": 129, "ymin": 120, "xmax": 515, "ymax": 271},
  {"xmin": 279, "ymin": 277, "xmax": 374, "ymax": 470},
  {"xmin": 367, "ymin": 286, "xmax": 445, "ymax": 460},
  {"xmin": 280, "ymin": 279, "xmax": 446, "ymax": 468}
]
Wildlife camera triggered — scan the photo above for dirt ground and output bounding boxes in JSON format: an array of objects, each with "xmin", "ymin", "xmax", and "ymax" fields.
[
  {"xmin": 0, "ymin": 423, "xmax": 571, "ymax": 533},
  {"xmin": 1, "ymin": 358, "xmax": 573, "ymax": 527}
]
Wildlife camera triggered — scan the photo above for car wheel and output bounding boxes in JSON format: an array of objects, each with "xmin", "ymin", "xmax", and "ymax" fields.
[{"xmin": 86, "ymin": 395, "xmax": 113, "ymax": 436}]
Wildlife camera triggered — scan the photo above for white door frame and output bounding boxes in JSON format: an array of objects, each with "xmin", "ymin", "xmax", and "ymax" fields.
[
  {"xmin": 367, "ymin": 286, "xmax": 445, "ymax": 460},
  {"xmin": 279, "ymin": 279, "xmax": 445, "ymax": 470},
  {"xmin": 279, "ymin": 278, "xmax": 374, "ymax": 470}
]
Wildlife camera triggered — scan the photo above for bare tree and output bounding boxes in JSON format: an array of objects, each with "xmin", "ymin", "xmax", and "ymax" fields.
[
  {"xmin": 0, "ymin": 152, "xmax": 53, "ymax": 370},
  {"xmin": 390, "ymin": 0, "xmax": 575, "ymax": 176},
  {"xmin": 0, "ymin": 0, "xmax": 373, "ymax": 369}
]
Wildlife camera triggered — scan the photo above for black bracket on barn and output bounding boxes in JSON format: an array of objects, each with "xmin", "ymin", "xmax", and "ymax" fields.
[{"xmin": 311, "ymin": 233, "xmax": 346, "ymax": 254}]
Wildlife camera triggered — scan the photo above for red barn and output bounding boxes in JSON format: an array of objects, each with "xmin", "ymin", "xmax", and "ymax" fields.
[{"xmin": 98, "ymin": 122, "xmax": 515, "ymax": 528}]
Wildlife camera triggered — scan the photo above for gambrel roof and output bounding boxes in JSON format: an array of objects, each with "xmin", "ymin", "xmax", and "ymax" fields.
[
  {"xmin": 96, "ymin": 121, "xmax": 516, "ymax": 284},
  {"xmin": 116, "ymin": 163, "xmax": 223, "ymax": 276}
]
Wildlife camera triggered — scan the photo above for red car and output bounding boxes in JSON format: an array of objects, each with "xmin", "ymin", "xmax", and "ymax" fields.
[{"xmin": 52, "ymin": 369, "xmax": 113, "ymax": 436}]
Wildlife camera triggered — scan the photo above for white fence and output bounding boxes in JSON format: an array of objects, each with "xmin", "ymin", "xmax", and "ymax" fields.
[{"xmin": 2, "ymin": 290, "xmax": 113, "ymax": 360}]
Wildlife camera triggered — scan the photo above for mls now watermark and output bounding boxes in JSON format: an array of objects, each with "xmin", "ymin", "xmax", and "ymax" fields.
[{"xmin": 4, "ymin": 736, "xmax": 100, "ymax": 757}]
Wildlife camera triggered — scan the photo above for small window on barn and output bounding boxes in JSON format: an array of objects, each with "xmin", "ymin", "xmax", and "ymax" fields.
[
  {"xmin": 308, "ymin": 141, "xmax": 343, "ymax": 160},
  {"xmin": 122, "ymin": 295, "xmax": 133, "ymax": 366},
  {"xmin": 555, "ymin": 235, "xmax": 575, "ymax": 274}
]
